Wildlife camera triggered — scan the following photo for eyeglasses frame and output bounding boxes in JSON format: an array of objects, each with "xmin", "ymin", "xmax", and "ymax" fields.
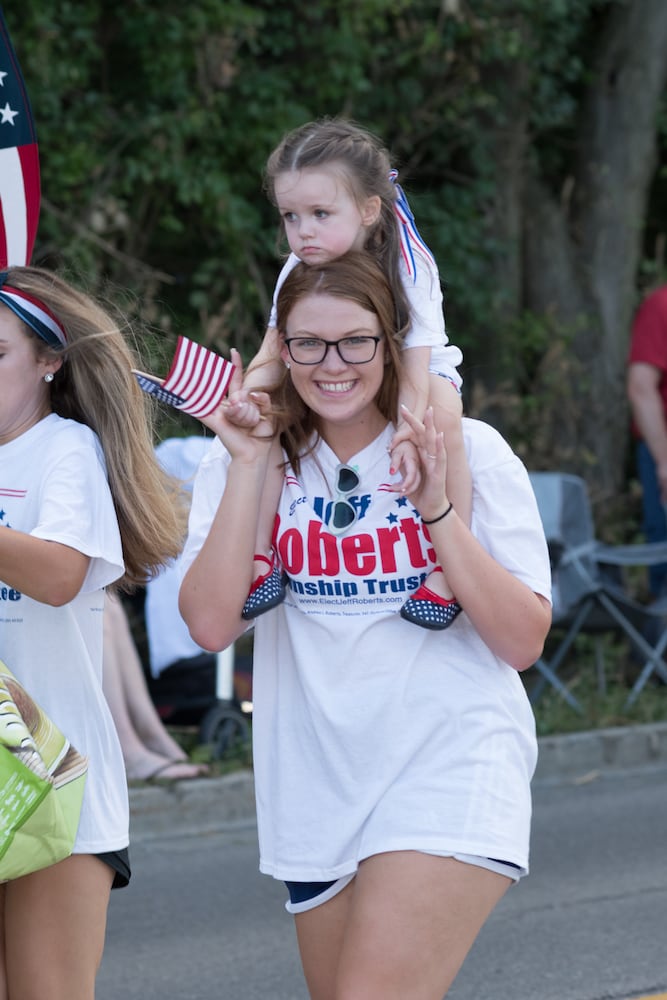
[{"xmin": 283, "ymin": 336, "xmax": 383, "ymax": 366}]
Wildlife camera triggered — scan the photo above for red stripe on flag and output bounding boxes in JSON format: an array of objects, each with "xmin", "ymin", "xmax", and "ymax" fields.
[
  {"xmin": 162, "ymin": 336, "xmax": 235, "ymax": 418},
  {"xmin": 18, "ymin": 144, "xmax": 40, "ymax": 264},
  {"xmin": 0, "ymin": 184, "xmax": 6, "ymax": 268},
  {"xmin": 0, "ymin": 145, "xmax": 38, "ymax": 266}
]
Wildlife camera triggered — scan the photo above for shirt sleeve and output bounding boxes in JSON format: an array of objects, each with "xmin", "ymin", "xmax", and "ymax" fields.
[
  {"xmin": 627, "ymin": 289, "xmax": 667, "ymax": 372},
  {"xmin": 268, "ymin": 253, "xmax": 301, "ymax": 328},
  {"xmin": 465, "ymin": 420, "xmax": 552, "ymax": 603},
  {"xmin": 402, "ymin": 253, "xmax": 447, "ymax": 351},
  {"xmin": 402, "ymin": 254, "xmax": 464, "ymax": 385},
  {"xmin": 180, "ymin": 438, "xmax": 231, "ymax": 578},
  {"xmin": 32, "ymin": 432, "xmax": 124, "ymax": 593}
]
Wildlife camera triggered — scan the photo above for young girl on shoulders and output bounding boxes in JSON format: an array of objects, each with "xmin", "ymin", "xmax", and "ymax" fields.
[
  {"xmin": 0, "ymin": 265, "xmax": 186, "ymax": 999},
  {"xmin": 229, "ymin": 117, "xmax": 470, "ymax": 630}
]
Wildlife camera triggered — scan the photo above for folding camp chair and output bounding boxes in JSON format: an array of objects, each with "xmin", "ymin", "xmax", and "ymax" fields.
[{"xmin": 529, "ymin": 472, "xmax": 667, "ymax": 711}]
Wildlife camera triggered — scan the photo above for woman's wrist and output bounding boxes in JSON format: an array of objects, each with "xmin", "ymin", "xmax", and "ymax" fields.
[{"xmin": 422, "ymin": 501, "xmax": 453, "ymax": 525}]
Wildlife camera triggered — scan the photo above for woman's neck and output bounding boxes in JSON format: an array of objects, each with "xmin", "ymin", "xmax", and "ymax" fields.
[{"xmin": 317, "ymin": 411, "xmax": 389, "ymax": 464}]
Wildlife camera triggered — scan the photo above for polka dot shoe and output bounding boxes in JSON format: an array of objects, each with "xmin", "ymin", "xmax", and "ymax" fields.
[
  {"xmin": 400, "ymin": 584, "xmax": 462, "ymax": 630},
  {"xmin": 241, "ymin": 553, "xmax": 287, "ymax": 620}
]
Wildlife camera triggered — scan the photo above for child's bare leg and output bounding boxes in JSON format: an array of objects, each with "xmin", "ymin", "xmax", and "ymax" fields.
[
  {"xmin": 241, "ymin": 437, "xmax": 286, "ymax": 619},
  {"xmin": 225, "ymin": 329, "xmax": 288, "ymax": 619},
  {"xmin": 425, "ymin": 375, "xmax": 470, "ymax": 601},
  {"xmin": 401, "ymin": 376, "xmax": 469, "ymax": 630}
]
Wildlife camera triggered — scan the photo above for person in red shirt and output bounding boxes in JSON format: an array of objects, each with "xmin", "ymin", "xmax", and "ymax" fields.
[{"xmin": 627, "ymin": 284, "xmax": 667, "ymax": 596}]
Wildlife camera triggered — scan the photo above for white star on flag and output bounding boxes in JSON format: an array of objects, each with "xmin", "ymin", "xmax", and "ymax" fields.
[{"xmin": 0, "ymin": 102, "xmax": 18, "ymax": 124}]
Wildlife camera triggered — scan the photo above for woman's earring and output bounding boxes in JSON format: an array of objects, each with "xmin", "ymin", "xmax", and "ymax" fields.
[
  {"xmin": 44, "ymin": 372, "xmax": 54, "ymax": 383},
  {"xmin": 285, "ymin": 362, "xmax": 291, "ymax": 370}
]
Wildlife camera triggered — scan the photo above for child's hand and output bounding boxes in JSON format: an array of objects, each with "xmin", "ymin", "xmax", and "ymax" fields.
[
  {"xmin": 225, "ymin": 388, "xmax": 264, "ymax": 429},
  {"xmin": 388, "ymin": 438, "xmax": 422, "ymax": 494},
  {"xmin": 200, "ymin": 349, "xmax": 274, "ymax": 454},
  {"xmin": 399, "ymin": 405, "xmax": 448, "ymax": 519}
]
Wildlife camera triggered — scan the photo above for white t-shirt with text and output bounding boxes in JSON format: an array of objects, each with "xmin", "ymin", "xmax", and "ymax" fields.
[
  {"xmin": 0, "ymin": 414, "xmax": 128, "ymax": 853},
  {"xmin": 183, "ymin": 418, "xmax": 551, "ymax": 881}
]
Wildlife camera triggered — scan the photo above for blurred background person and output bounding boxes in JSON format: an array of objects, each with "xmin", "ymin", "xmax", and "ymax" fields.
[
  {"xmin": 627, "ymin": 283, "xmax": 667, "ymax": 598},
  {"xmin": 103, "ymin": 590, "xmax": 207, "ymax": 782}
]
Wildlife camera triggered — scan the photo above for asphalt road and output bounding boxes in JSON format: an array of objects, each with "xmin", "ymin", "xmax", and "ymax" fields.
[{"xmin": 96, "ymin": 765, "xmax": 667, "ymax": 1000}]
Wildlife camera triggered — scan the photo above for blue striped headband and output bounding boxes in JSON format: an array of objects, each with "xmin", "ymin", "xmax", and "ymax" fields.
[{"xmin": 0, "ymin": 271, "xmax": 67, "ymax": 348}]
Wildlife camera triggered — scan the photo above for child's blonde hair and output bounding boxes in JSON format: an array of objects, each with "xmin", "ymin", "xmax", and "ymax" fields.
[
  {"xmin": 5, "ymin": 265, "xmax": 187, "ymax": 589},
  {"xmin": 264, "ymin": 118, "xmax": 411, "ymax": 332}
]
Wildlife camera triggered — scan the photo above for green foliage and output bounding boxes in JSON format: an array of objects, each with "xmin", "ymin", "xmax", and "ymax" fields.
[{"xmin": 4, "ymin": 0, "xmax": 665, "ymax": 421}]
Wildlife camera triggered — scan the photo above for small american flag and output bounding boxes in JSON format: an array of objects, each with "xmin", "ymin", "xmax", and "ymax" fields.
[
  {"xmin": 0, "ymin": 8, "xmax": 39, "ymax": 268},
  {"xmin": 132, "ymin": 373, "xmax": 186, "ymax": 409},
  {"xmin": 133, "ymin": 336, "xmax": 235, "ymax": 419}
]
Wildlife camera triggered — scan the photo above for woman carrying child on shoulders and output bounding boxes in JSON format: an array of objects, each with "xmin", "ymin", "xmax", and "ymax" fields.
[{"xmin": 180, "ymin": 252, "xmax": 551, "ymax": 1000}]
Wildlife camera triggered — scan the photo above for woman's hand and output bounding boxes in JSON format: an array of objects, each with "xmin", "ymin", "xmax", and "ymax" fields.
[
  {"xmin": 200, "ymin": 348, "xmax": 275, "ymax": 458},
  {"xmin": 399, "ymin": 405, "xmax": 449, "ymax": 521}
]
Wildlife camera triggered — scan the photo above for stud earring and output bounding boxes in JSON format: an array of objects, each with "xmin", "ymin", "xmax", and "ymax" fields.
[
  {"xmin": 285, "ymin": 362, "xmax": 291, "ymax": 370},
  {"xmin": 44, "ymin": 372, "xmax": 54, "ymax": 383}
]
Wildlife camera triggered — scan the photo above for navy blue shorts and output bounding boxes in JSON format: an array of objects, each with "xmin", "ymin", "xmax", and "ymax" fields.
[
  {"xmin": 284, "ymin": 854, "xmax": 522, "ymax": 914},
  {"xmin": 97, "ymin": 848, "xmax": 131, "ymax": 889}
]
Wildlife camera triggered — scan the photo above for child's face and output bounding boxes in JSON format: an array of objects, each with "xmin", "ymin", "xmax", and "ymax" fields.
[{"xmin": 274, "ymin": 167, "xmax": 381, "ymax": 265}]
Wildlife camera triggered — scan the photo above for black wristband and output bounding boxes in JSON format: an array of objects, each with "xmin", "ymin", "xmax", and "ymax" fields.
[{"xmin": 422, "ymin": 502, "xmax": 453, "ymax": 525}]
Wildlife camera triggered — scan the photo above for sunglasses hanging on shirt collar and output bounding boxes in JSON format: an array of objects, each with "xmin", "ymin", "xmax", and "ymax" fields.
[{"xmin": 329, "ymin": 464, "xmax": 361, "ymax": 535}]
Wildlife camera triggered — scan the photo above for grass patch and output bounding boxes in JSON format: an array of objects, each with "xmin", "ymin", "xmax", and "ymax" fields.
[
  {"xmin": 524, "ymin": 633, "xmax": 667, "ymax": 736},
  {"xmin": 169, "ymin": 721, "xmax": 253, "ymax": 776}
]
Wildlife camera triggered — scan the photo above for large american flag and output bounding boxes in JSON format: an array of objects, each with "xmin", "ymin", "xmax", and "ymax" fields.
[
  {"xmin": 134, "ymin": 336, "xmax": 235, "ymax": 419},
  {"xmin": 0, "ymin": 8, "xmax": 39, "ymax": 268}
]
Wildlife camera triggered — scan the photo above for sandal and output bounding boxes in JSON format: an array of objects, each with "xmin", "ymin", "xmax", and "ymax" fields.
[
  {"xmin": 241, "ymin": 552, "xmax": 286, "ymax": 620},
  {"xmin": 400, "ymin": 585, "xmax": 462, "ymax": 631}
]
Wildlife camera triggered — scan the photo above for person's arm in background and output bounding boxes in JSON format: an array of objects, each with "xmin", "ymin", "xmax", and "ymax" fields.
[{"xmin": 627, "ymin": 361, "xmax": 667, "ymax": 501}]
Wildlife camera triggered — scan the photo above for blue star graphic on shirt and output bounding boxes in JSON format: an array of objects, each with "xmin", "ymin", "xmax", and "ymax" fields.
[
  {"xmin": 395, "ymin": 496, "xmax": 409, "ymax": 507},
  {"xmin": 0, "ymin": 509, "xmax": 5, "ymax": 521},
  {"xmin": 386, "ymin": 512, "xmax": 398, "ymax": 524}
]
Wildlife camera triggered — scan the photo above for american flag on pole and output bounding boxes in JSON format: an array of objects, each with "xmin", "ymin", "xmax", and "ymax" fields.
[
  {"xmin": 133, "ymin": 336, "xmax": 235, "ymax": 419},
  {"xmin": 0, "ymin": 8, "xmax": 40, "ymax": 268}
]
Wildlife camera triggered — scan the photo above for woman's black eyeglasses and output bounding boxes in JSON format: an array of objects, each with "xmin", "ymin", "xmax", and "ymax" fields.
[
  {"xmin": 284, "ymin": 336, "xmax": 382, "ymax": 365},
  {"xmin": 330, "ymin": 464, "xmax": 361, "ymax": 535}
]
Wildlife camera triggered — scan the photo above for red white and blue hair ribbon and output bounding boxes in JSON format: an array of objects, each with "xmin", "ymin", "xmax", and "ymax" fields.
[
  {"xmin": 0, "ymin": 8, "xmax": 40, "ymax": 269},
  {"xmin": 389, "ymin": 169, "xmax": 436, "ymax": 283},
  {"xmin": 133, "ymin": 335, "xmax": 235, "ymax": 419},
  {"xmin": 0, "ymin": 270, "xmax": 67, "ymax": 347}
]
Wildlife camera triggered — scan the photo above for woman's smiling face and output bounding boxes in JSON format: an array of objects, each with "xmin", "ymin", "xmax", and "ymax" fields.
[{"xmin": 280, "ymin": 292, "xmax": 388, "ymax": 445}]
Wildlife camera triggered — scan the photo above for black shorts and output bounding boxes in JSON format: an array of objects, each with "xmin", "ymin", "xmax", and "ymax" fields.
[{"xmin": 97, "ymin": 848, "xmax": 131, "ymax": 889}]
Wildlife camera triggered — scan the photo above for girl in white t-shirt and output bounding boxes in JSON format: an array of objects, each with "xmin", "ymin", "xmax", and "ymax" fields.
[
  {"xmin": 180, "ymin": 253, "xmax": 552, "ymax": 1000},
  {"xmin": 0, "ymin": 265, "xmax": 186, "ymax": 1000},
  {"xmin": 230, "ymin": 118, "xmax": 470, "ymax": 630}
]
